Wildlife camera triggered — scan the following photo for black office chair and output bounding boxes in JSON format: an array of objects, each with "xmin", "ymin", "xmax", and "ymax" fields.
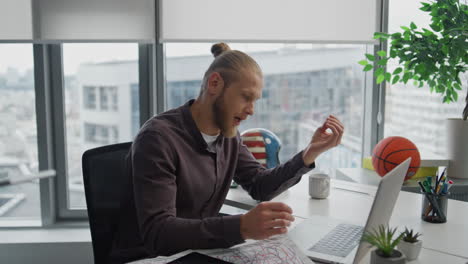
[{"xmin": 82, "ymin": 142, "xmax": 132, "ymax": 264}]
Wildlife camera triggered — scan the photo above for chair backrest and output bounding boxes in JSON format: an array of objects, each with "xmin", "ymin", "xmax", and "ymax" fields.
[
  {"xmin": 82, "ymin": 142, "xmax": 132, "ymax": 264},
  {"xmin": 241, "ymin": 128, "xmax": 282, "ymax": 169}
]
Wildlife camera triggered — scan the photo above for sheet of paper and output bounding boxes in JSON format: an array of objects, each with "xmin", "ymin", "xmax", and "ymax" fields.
[
  {"xmin": 129, "ymin": 251, "xmax": 190, "ymax": 264},
  {"xmin": 204, "ymin": 235, "xmax": 315, "ymax": 264},
  {"xmin": 132, "ymin": 235, "xmax": 315, "ymax": 264}
]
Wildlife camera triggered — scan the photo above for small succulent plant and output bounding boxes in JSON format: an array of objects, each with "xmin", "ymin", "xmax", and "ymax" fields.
[
  {"xmin": 362, "ymin": 225, "xmax": 404, "ymax": 258},
  {"xmin": 401, "ymin": 227, "xmax": 422, "ymax": 243}
]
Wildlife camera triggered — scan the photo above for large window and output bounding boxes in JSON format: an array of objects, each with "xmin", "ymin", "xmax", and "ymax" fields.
[
  {"xmin": 384, "ymin": 0, "xmax": 468, "ymax": 158},
  {"xmin": 0, "ymin": 44, "xmax": 40, "ymax": 222},
  {"xmin": 63, "ymin": 44, "xmax": 139, "ymax": 209},
  {"xmin": 165, "ymin": 43, "xmax": 367, "ymax": 169}
]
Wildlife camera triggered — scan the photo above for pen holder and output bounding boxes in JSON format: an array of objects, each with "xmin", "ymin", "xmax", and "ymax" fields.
[{"xmin": 421, "ymin": 192, "xmax": 448, "ymax": 223}]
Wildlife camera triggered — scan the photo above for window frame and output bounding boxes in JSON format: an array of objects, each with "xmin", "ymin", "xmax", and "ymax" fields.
[
  {"xmin": 29, "ymin": 43, "xmax": 161, "ymax": 223},
  {"xmin": 362, "ymin": 0, "xmax": 389, "ymax": 158},
  {"xmin": 34, "ymin": 44, "xmax": 59, "ymax": 225}
]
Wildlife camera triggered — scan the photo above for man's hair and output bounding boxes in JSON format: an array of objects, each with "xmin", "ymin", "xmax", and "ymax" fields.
[{"xmin": 200, "ymin": 43, "xmax": 262, "ymax": 95}]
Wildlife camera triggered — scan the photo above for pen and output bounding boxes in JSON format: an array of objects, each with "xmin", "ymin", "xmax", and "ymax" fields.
[
  {"xmin": 423, "ymin": 180, "xmax": 433, "ymax": 194},
  {"xmin": 446, "ymin": 180, "xmax": 454, "ymax": 193},
  {"xmin": 418, "ymin": 181, "xmax": 427, "ymax": 193},
  {"xmin": 436, "ymin": 178, "xmax": 445, "ymax": 194},
  {"xmin": 441, "ymin": 182, "xmax": 448, "ymax": 195},
  {"xmin": 437, "ymin": 169, "xmax": 447, "ymax": 191},
  {"xmin": 435, "ymin": 168, "xmax": 444, "ymax": 192},
  {"xmin": 439, "ymin": 168, "xmax": 446, "ymax": 182},
  {"xmin": 426, "ymin": 176, "xmax": 432, "ymax": 187}
]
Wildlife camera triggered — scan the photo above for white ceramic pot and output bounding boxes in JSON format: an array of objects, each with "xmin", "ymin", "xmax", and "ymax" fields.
[
  {"xmin": 370, "ymin": 249, "xmax": 407, "ymax": 264},
  {"xmin": 447, "ymin": 118, "xmax": 468, "ymax": 179},
  {"xmin": 398, "ymin": 240, "xmax": 422, "ymax": 261}
]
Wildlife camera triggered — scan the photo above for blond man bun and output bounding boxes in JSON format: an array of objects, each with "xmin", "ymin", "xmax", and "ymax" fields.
[
  {"xmin": 211, "ymin": 43, "xmax": 231, "ymax": 58},
  {"xmin": 200, "ymin": 42, "xmax": 262, "ymax": 95}
]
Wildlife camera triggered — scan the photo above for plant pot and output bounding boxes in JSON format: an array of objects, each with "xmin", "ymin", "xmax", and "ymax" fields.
[
  {"xmin": 446, "ymin": 118, "xmax": 468, "ymax": 179},
  {"xmin": 398, "ymin": 240, "xmax": 422, "ymax": 261},
  {"xmin": 370, "ymin": 249, "xmax": 406, "ymax": 264}
]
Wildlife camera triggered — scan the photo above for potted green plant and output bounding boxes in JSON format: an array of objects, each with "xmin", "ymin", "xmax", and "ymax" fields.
[
  {"xmin": 359, "ymin": 0, "xmax": 468, "ymax": 178},
  {"xmin": 362, "ymin": 225, "xmax": 406, "ymax": 264},
  {"xmin": 397, "ymin": 227, "xmax": 423, "ymax": 261}
]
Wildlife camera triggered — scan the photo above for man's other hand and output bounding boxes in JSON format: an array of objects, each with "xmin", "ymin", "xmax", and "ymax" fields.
[
  {"xmin": 239, "ymin": 202, "xmax": 295, "ymax": 240},
  {"xmin": 302, "ymin": 115, "xmax": 344, "ymax": 166}
]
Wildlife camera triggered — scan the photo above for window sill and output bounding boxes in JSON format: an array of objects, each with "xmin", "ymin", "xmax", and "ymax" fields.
[
  {"xmin": 0, "ymin": 222, "xmax": 93, "ymax": 264},
  {"xmin": 0, "ymin": 224, "xmax": 91, "ymax": 244}
]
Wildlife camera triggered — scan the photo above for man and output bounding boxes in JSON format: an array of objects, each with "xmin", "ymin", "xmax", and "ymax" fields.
[{"xmin": 110, "ymin": 43, "xmax": 344, "ymax": 263}]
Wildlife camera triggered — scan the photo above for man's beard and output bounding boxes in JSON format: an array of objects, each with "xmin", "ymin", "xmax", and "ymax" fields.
[{"xmin": 213, "ymin": 93, "xmax": 237, "ymax": 138}]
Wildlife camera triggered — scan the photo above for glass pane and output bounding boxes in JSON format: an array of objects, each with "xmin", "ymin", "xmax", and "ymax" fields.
[
  {"xmin": 385, "ymin": 0, "xmax": 468, "ymax": 158},
  {"xmin": 165, "ymin": 43, "xmax": 367, "ymax": 169},
  {"xmin": 63, "ymin": 44, "xmax": 139, "ymax": 209},
  {"xmin": 0, "ymin": 44, "xmax": 40, "ymax": 221}
]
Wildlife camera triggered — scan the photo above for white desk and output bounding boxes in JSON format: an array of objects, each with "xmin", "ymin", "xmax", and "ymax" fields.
[{"xmin": 225, "ymin": 178, "xmax": 468, "ymax": 263}]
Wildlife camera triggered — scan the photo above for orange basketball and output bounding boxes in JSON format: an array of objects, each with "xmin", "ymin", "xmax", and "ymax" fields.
[{"xmin": 372, "ymin": 136, "xmax": 420, "ymax": 181}]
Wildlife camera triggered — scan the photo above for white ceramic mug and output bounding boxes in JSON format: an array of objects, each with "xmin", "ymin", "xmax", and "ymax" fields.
[{"xmin": 309, "ymin": 173, "xmax": 330, "ymax": 199}]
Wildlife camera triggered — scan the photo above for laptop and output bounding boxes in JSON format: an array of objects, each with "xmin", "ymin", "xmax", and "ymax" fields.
[{"xmin": 288, "ymin": 158, "xmax": 411, "ymax": 264}]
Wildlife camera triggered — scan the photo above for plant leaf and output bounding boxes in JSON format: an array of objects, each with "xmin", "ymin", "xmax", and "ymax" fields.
[
  {"xmin": 385, "ymin": 72, "xmax": 392, "ymax": 82},
  {"xmin": 393, "ymin": 67, "xmax": 403, "ymax": 75},
  {"xmin": 415, "ymin": 64, "xmax": 425, "ymax": 75},
  {"xmin": 365, "ymin": 53, "xmax": 375, "ymax": 61},
  {"xmin": 392, "ymin": 75, "xmax": 400, "ymax": 84},
  {"xmin": 401, "ymin": 26, "xmax": 411, "ymax": 31},
  {"xmin": 436, "ymin": 84, "xmax": 445, "ymax": 93},
  {"xmin": 391, "ymin": 32, "xmax": 402, "ymax": 39},
  {"xmin": 442, "ymin": 45, "xmax": 449, "ymax": 55},
  {"xmin": 377, "ymin": 58, "xmax": 389, "ymax": 66},
  {"xmin": 430, "ymin": 24, "xmax": 441, "ymax": 32},
  {"xmin": 373, "ymin": 32, "xmax": 390, "ymax": 39},
  {"xmin": 377, "ymin": 50, "xmax": 387, "ymax": 57},
  {"xmin": 363, "ymin": 64, "xmax": 373, "ymax": 72},
  {"xmin": 403, "ymin": 72, "xmax": 412, "ymax": 84},
  {"xmin": 422, "ymin": 28, "xmax": 434, "ymax": 36},
  {"xmin": 377, "ymin": 74, "xmax": 385, "ymax": 84},
  {"xmin": 410, "ymin": 22, "xmax": 417, "ymax": 30},
  {"xmin": 358, "ymin": 60, "xmax": 369, "ymax": 66},
  {"xmin": 420, "ymin": 3, "xmax": 431, "ymax": 12},
  {"xmin": 375, "ymin": 67, "xmax": 384, "ymax": 76}
]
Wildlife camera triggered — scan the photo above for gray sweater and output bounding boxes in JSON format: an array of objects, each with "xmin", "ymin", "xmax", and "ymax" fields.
[{"xmin": 110, "ymin": 100, "xmax": 314, "ymax": 263}]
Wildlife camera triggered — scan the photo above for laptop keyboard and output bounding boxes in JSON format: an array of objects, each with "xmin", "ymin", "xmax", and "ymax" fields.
[{"xmin": 308, "ymin": 223, "xmax": 363, "ymax": 258}]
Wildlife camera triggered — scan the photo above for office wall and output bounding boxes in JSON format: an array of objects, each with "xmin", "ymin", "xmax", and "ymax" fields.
[{"xmin": 0, "ymin": 242, "xmax": 93, "ymax": 264}]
